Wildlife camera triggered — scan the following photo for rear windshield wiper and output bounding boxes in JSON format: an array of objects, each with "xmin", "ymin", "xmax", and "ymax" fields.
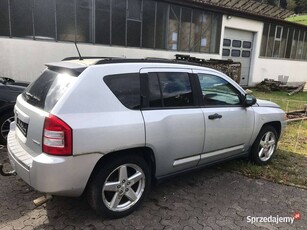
[{"xmin": 25, "ymin": 92, "xmax": 41, "ymax": 102}]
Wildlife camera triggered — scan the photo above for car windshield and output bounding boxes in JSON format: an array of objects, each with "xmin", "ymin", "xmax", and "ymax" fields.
[{"xmin": 22, "ymin": 69, "xmax": 76, "ymax": 112}]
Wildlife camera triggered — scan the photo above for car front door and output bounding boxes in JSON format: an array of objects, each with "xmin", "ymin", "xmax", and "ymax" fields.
[
  {"xmin": 140, "ymin": 68, "xmax": 205, "ymax": 177},
  {"xmin": 193, "ymin": 70, "xmax": 255, "ymax": 165}
]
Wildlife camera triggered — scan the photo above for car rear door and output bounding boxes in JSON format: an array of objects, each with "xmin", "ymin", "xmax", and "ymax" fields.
[
  {"xmin": 193, "ymin": 70, "xmax": 255, "ymax": 165},
  {"xmin": 140, "ymin": 68, "xmax": 204, "ymax": 177}
]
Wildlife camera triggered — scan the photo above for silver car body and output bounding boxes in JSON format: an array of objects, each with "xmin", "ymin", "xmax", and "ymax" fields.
[{"xmin": 7, "ymin": 60, "xmax": 286, "ymax": 196}]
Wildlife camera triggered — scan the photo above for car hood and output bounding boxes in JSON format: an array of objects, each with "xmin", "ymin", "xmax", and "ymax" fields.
[{"xmin": 255, "ymin": 99, "xmax": 280, "ymax": 108}]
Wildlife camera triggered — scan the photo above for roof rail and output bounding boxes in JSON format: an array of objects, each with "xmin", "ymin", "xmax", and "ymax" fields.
[{"xmin": 62, "ymin": 56, "xmax": 123, "ymax": 61}]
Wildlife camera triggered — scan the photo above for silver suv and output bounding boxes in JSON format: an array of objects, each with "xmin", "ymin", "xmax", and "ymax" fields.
[{"xmin": 7, "ymin": 58, "xmax": 286, "ymax": 218}]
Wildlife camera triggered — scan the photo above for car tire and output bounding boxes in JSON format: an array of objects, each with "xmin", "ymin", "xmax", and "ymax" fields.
[
  {"xmin": 250, "ymin": 125, "xmax": 278, "ymax": 165},
  {"xmin": 0, "ymin": 112, "xmax": 14, "ymax": 145},
  {"xmin": 87, "ymin": 154, "xmax": 151, "ymax": 218}
]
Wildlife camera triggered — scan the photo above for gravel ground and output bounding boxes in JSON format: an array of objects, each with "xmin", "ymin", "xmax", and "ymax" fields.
[{"xmin": 0, "ymin": 146, "xmax": 306, "ymax": 230}]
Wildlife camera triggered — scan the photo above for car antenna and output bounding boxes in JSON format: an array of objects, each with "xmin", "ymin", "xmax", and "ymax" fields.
[{"xmin": 74, "ymin": 42, "xmax": 83, "ymax": 60}]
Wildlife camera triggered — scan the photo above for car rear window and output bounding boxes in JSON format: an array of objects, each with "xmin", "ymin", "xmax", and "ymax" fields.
[
  {"xmin": 104, "ymin": 73, "xmax": 141, "ymax": 110},
  {"xmin": 22, "ymin": 69, "xmax": 76, "ymax": 112}
]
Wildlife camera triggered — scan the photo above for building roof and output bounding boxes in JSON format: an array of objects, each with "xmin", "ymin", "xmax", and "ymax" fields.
[
  {"xmin": 189, "ymin": 0, "xmax": 294, "ymax": 20},
  {"xmin": 167, "ymin": 0, "xmax": 307, "ymax": 29}
]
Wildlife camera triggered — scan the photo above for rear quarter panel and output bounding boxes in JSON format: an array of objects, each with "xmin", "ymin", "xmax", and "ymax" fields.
[{"xmin": 51, "ymin": 65, "xmax": 145, "ymax": 156}]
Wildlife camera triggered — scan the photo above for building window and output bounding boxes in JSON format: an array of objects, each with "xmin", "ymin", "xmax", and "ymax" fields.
[
  {"xmin": 275, "ymin": 26, "xmax": 283, "ymax": 41},
  {"xmin": 168, "ymin": 5, "xmax": 180, "ymax": 50},
  {"xmin": 190, "ymin": 10, "xmax": 221, "ymax": 54},
  {"xmin": 34, "ymin": 0, "xmax": 56, "ymax": 40},
  {"xmin": 56, "ymin": 0, "xmax": 76, "ymax": 42},
  {"xmin": 290, "ymin": 30, "xmax": 299, "ymax": 59},
  {"xmin": 260, "ymin": 22, "xmax": 307, "ymax": 61},
  {"xmin": 223, "ymin": 39, "xmax": 231, "ymax": 46},
  {"xmin": 127, "ymin": 0, "xmax": 142, "ymax": 47},
  {"xmin": 142, "ymin": 0, "xmax": 155, "ymax": 49},
  {"xmin": 285, "ymin": 28, "xmax": 294, "ymax": 58},
  {"xmin": 1, "ymin": 0, "xmax": 223, "ymax": 55},
  {"xmin": 296, "ymin": 31, "xmax": 305, "ymax": 60},
  {"xmin": 76, "ymin": 0, "xmax": 93, "ymax": 43},
  {"xmin": 0, "ymin": 0, "xmax": 10, "ymax": 36},
  {"xmin": 243, "ymin": 41, "xmax": 251, "ymax": 49},
  {"xmin": 179, "ymin": 7, "xmax": 192, "ymax": 52},
  {"xmin": 242, "ymin": 50, "xmax": 250, "ymax": 58},
  {"xmin": 222, "ymin": 49, "xmax": 230, "ymax": 56},
  {"xmin": 191, "ymin": 9, "xmax": 203, "ymax": 52},
  {"xmin": 155, "ymin": 2, "xmax": 168, "ymax": 49},
  {"xmin": 260, "ymin": 23, "xmax": 269, "ymax": 56},
  {"xmin": 10, "ymin": 0, "xmax": 33, "ymax": 38},
  {"xmin": 211, "ymin": 13, "xmax": 222, "ymax": 53},
  {"xmin": 232, "ymin": 40, "xmax": 241, "ymax": 48},
  {"xmin": 266, "ymin": 24, "xmax": 276, "ymax": 57},
  {"xmin": 280, "ymin": 27, "xmax": 288, "ymax": 58},
  {"xmin": 95, "ymin": 0, "xmax": 111, "ymax": 45},
  {"xmin": 231, "ymin": 50, "xmax": 240, "ymax": 57},
  {"xmin": 112, "ymin": 0, "xmax": 126, "ymax": 46},
  {"xmin": 199, "ymin": 12, "xmax": 212, "ymax": 53}
]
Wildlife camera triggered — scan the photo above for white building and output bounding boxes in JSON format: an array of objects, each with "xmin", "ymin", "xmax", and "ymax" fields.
[{"xmin": 0, "ymin": 0, "xmax": 306, "ymax": 86}]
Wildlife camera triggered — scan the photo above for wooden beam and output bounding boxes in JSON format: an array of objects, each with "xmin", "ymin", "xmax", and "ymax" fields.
[
  {"xmin": 270, "ymin": 8, "xmax": 284, "ymax": 17},
  {"xmin": 233, "ymin": 0, "xmax": 249, "ymax": 8},
  {"xmin": 253, "ymin": 4, "xmax": 268, "ymax": 13},
  {"xmin": 261, "ymin": 5, "xmax": 275, "ymax": 15},
  {"xmin": 226, "ymin": 0, "xmax": 241, "ymax": 7},
  {"xmin": 249, "ymin": 2, "xmax": 262, "ymax": 11}
]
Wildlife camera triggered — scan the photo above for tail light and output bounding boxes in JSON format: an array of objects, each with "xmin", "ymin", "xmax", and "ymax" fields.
[{"xmin": 43, "ymin": 115, "xmax": 72, "ymax": 156}]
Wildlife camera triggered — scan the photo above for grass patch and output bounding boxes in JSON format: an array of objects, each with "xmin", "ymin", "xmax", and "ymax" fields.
[
  {"xmin": 222, "ymin": 91, "xmax": 307, "ymax": 188},
  {"xmin": 286, "ymin": 14, "xmax": 307, "ymax": 26}
]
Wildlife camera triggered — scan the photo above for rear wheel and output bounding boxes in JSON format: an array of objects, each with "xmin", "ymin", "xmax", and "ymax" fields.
[
  {"xmin": 250, "ymin": 126, "xmax": 278, "ymax": 165},
  {"xmin": 87, "ymin": 154, "xmax": 151, "ymax": 218},
  {"xmin": 0, "ymin": 113, "xmax": 14, "ymax": 145}
]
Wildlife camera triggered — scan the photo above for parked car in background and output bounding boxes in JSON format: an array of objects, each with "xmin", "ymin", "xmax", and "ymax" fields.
[
  {"xmin": 6, "ymin": 58, "xmax": 286, "ymax": 218},
  {"xmin": 0, "ymin": 77, "xmax": 28, "ymax": 144}
]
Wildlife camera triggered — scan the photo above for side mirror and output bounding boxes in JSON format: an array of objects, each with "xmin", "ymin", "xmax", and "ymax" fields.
[{"xmin": 244, "ymin": 94, "xmax": 257, "ymax": 107}]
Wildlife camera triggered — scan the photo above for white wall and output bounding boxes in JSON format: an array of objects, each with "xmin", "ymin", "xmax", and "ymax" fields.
[
  {"xmin": 0, "ymin": 38, "xmax": 220, "ymax": 82},
  {"xmin": 255, "ymin": 58, "xmax": 307, "ymax": 84}
]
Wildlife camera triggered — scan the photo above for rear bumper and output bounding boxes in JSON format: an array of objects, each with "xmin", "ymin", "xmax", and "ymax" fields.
[{"xmin": 7, "ymin": 122, "xmax": 102, "ymax": 197}]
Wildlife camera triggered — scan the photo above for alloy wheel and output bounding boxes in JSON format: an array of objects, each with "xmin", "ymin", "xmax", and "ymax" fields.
[
  {"xmin": 102, "ymin": 163, "xmax": 145, "ymax": 212},
  {"xmin": 1, "ymin": 116, "xmax": 14, "ymax": 141},
  {"xmin": 258, "ymin": 131, "xmax": 276, "ymax": 161}
]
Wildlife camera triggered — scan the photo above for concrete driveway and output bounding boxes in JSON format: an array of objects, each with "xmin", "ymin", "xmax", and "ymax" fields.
[{"xmin": 0, "ymin": 147, "xmax": 306, "ymax": 230}]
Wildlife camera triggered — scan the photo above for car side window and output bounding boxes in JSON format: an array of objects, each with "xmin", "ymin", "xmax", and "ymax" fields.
[
  {"xmin": 148, "ymin": 72, "xmax": 194, "ymax": 108},
  {"xmin": 104, "ymin": 73, "xmax": 141, "ymax": 110},
  {"xmin": 197, "ymin": 73, "xmax": 241, "ymax": 106}
]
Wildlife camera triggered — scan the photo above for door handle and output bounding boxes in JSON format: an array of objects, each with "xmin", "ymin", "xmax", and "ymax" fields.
[{"xmin": 208, "ymin": 113, "xmax": 222, "ymax": 120}]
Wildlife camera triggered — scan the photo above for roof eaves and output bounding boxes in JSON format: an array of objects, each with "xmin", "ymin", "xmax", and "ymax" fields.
[{"xmin": 163, "ymin": 0, "xmax": 307, "ymax": 29}]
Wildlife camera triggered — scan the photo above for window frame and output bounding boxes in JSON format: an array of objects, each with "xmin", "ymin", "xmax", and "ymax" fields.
[{"xmin": 140, "ymin": 69, "xmax": 201, "ymax": 110}]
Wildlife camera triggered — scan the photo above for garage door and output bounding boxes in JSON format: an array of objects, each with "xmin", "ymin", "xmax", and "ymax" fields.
[{"xmin": 222, "ymin": 28, "xmax": 254, "ymax": 86}]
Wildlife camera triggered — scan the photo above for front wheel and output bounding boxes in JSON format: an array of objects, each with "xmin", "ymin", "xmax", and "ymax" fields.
[
  {"xmin": 87, "ymin": 154, "xmax": 151, "ymax": 218},
  {"xmin": 250, "ymin": 126, "xmax": 278, "ymax": 165}
]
